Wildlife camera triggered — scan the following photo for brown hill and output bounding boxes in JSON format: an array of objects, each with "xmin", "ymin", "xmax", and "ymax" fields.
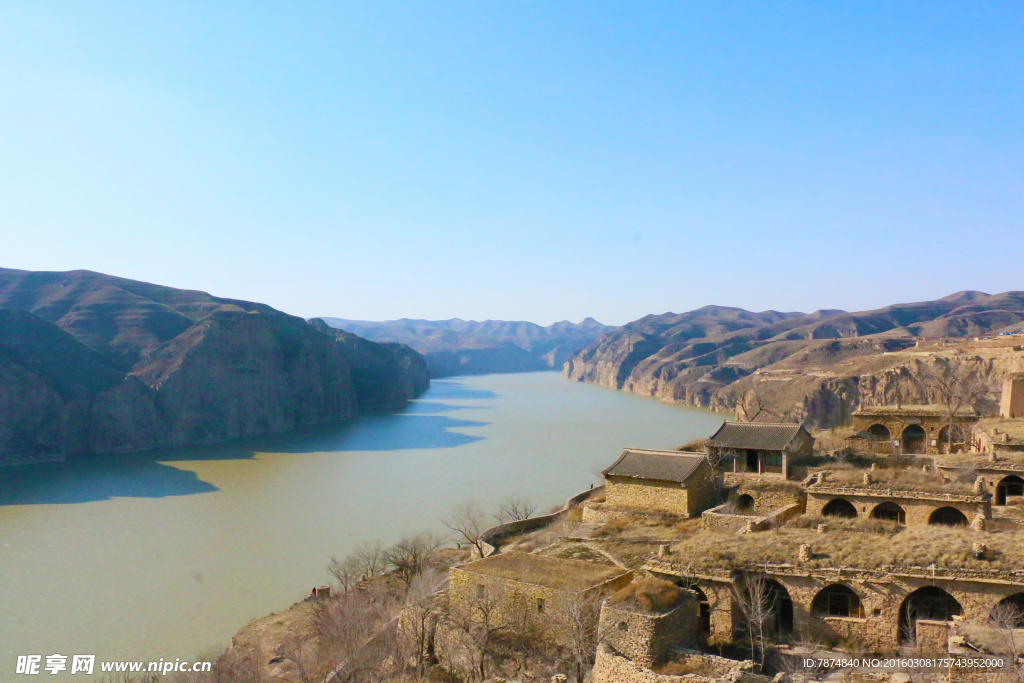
[
  {"xmin": 0, "ymin": 268, "xmax": 429, "ymax": 458},
  {"xmin": 565, "ymin": 292, "xmax": 1024, "ymax": 428}
]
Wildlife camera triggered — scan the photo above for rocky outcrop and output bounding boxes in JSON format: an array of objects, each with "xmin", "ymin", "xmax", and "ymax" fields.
[
  {"xmin": 566, "ymin": 294, "xmax": 1024, "ymax": 429},
  {"xmin": 309, "ymin": 318, "xmax": 429, "ymax": 411},
  {"xmin": 0, "ymin": 268, "xmax": 430, "ymax": 459}
]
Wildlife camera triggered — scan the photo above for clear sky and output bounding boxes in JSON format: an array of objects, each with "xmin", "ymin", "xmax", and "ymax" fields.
[{"xmin": 1, "ymin": 2, "xmax": 1021, "ymax": 326}]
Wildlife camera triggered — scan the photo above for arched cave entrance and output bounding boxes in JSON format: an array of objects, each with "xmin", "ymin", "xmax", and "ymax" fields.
[
  {"xmin": 871, "ymin": 501, "xmax": 906, "ymax": 524},
  {"xmin": 822, "ymin": 498, "xmax": 858, "ymax": 518},
  {"xmin": 690, "ymin": 584, "xmax": 712, "ymax": 636},
  {"xmin": 996, "ymin": 475, "xmax": 1024, "ymax": 506},
  {"xmin": 812, "ymin": 584, "xmax": 864, "ymax": 618},
  {"xmin": 899, "ymin": 586, "xmax": 963, "ymax": 644},
  {"xmin": 736, "ymin": 494, "xmax": 755, "ymax": 512},
  {"xmin": 740, "ymin": 576, "xmax": 793, "ymax": 636},
  {"xmin": 868, "ymin": 423, "xmax": 891, "ymax": 440},
  {"xmin": 938, "ymin": 426, "xmax": 966, "ymax": 454},
  {"xmin": 902, "ymin": 424, "xmax": 926, "ymax": 454},
  {"xmin": 991, "ymin": 593, "xmax": 1024, "ymax": 628},
  {"xmin": 929, "ymin": 506, "xmax": 969, "ymax": 526}
]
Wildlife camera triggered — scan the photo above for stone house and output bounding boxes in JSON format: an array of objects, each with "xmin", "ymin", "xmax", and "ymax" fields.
[
  {"xmin": 1001, "ymin": 374, "xmax": 1024, "ymax": 419},
  {"xmin": 805, "ymin": 475, "xmax": 991, "ymax": 527},
  {"xmin": 647, "ymin": 562, "xmax": 1024, "ymax": 655},
  {"xmin": 849, "ymin": 406, "xmax": 980, "ymax": 456},
  {"xmin": 707, "ymin": 422, "xmax": 813, "ymax": 480},
  {"xmin": 599, "ymin": 449, "xmax": 718, "ymax": 518},
  {"xmin": 447, "ymin": 552, "xmax": 632, "ymax": 646},
  {"xmin": 937, "ymin": 461, "xmax": 1024, "ymax": 507}
]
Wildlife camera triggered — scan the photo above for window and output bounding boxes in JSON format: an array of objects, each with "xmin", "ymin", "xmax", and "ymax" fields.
[
  {"xmin": 537, "ymin": 598, "xmax": 545, "ymax": 613},
  {"xmin": 766, "ymin": 453, "xmax": 782, "ymax": 467},
  {"xmin": 476, "ymin": 585, "xmax": 485, "ymax": 599},
  {"xmin": 812, "ymin": 584, "xmax": 864, "ymax": 618},
  {"xmin": 617, "ymin": 621, "xmax": 628, "ymax": 631}
]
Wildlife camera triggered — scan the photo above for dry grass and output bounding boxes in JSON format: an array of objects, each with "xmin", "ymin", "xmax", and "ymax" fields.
[
  {"xmin": 655, "ymin": 656, "xmax": 725, "ymax": 676},
  {"xmin": 669, "ymin": 525, "xmax": 1024, "ymax": 572},
  {"xmin": 787, "ymin": 514, "xmax": 900, "ymax": 535},
  {"xmin": 817, "ymin": 466, "xmax": 975, "ymax": 494},
  {"xmin": 458, "ymin": 551, "xmax": 626, "ymax": 591},
  {"xmin": 610, "ymin": 576, "xmax": 684, "ymax": 613},
  {"xmin": 540, "ymin": 542, "xmax": 615, "ymax": 565}
]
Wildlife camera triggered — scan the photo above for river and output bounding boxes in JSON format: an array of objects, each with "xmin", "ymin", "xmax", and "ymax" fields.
[{"xmin": 0, "ymin": 372, "xmax": 725, "ymax": 675}]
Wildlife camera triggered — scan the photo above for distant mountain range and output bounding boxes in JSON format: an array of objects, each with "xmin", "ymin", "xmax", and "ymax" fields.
[
  {"xmin": 565, "ymin": 291, "xmax": 1024, "ymax": 428},
  {"xmin": 316, "ymin": 317, "xmax": 615, "ymax": 377},
  {"xmin": 0, "ymin": 268, "xmax": 428, "ymax": 459}
]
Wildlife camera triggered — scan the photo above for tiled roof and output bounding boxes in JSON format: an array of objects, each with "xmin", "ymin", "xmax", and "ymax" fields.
[
  {"xmin": 601, "ymin": 449, "xmax": 707, "ymax": 484},
  {"xmin": 707, "ymin": 422, "xmax": 805, "ymax": 451}
]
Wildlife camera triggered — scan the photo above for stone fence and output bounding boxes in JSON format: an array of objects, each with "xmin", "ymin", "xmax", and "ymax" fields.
[
  {"xmin": 477, "ymin": 485, "xmax": 605, "ymax": 557},
  {"xmin": 807, "ymin": 485, "xmax": 987, "ymax": 504},
  {"xmin": 592, "ymin": 644, "xmax": 769, "ymax": 683},
  {"xmin": 702, "ymin": 501, "xmax": 805, "ymax": 534}
]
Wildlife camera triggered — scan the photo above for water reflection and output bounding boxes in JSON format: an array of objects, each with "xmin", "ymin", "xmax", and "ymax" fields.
[{"xmin": 0, "ymin": 379, "xmax": 495, "ymax": 506}]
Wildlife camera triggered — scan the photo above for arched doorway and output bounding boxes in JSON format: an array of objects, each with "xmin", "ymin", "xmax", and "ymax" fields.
[
  {"xmin": 740, "ymin": 576, "xmax": 793, "ymax": 635},
  {"xmin": 736, "ymin": 494, "xmax": 755, "ymax": 512},
  {"xmin": 822, "ymin": 498, "xmax": 858, "ymax": 518},
  {"xmin": 688, "ymin": 584, "xmax": 712, "ymax": 635},
  {"xmin": 991, "ymin": 593, "xmax": 1024, "ymax": 628},
  {"xmin": 745, "ymin": 449, "xmax": 759, "ymax": 473},
  {"xmin": 871, "ymin": 501, "xmax": 906, "ymax": 524},
  {"xmin": 899, "ymin": 586, "xmax": 962, "ymax": 643},
  {"xmin": 938, "ymin": 426, "xmax": 966, "ymax": 454},
  {"xmin": 902, "ymin": 424, "xmax": 926, "ymax": 454},
  {"xmin": 929, "ymin": 507, "xmax": 969, "ymax": 526},
  {"xmin": 996, "ymin": 475, "xmax": 1024, "ymax": 506},
  {"xmin": 868, "ymin": 424, "xmax": 891, "ymax": 440},
  {"xmin": 812, "ymin": 584, "xmax": 864, "ymax": 618}
]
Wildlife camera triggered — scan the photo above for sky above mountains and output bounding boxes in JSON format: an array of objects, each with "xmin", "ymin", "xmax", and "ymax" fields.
[{"xmin": 1, "ymin": 2, "xmax": 1022, "ymax": 326}]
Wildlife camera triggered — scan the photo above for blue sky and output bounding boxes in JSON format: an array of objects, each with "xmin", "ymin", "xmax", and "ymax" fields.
[{"xmin": 1, "ymin": 2, "xmax": 1021, "ymax": 325}]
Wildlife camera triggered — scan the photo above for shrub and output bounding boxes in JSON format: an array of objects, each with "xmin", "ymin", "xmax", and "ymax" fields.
[{"xmin": 610, "ymin": 577, "xmax": 683, "ymax": 612}]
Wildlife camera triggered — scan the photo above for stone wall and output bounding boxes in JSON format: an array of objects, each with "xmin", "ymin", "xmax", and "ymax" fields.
[
  {"xmin": 447, "ymin": 565, "xmax": 632, "ymax": 647},
  {"xmin": 700, "ymin": 504, "xmax": 769, "ymax": 533},
  {"xmin": 647, "ymin": 564, "xmax": 1024, "ymax": 654},
  {"xmin": 478, "ymin": 484, "xmax": 605, "ymax": 557},
  {"xmin": 806, "ymin": 489, "xmax": 989, "ymax": 527},
  {"xmin": 598, "ymin": 593, "xmax": 699, "ymax": 667},
  {"xmin": 915, "ymin": 619, "xmax": 951, "ymax": 651},
  {"xmin": 728, "ymin": 480, "xmax": 806, "ymax": 514},
  {"xmin": 604, "ymin": 461, "xmax": 718, "ymax": 517},
  {"xmin": 592, "ymin": 645, "xmax": 768, "ymax": 683},
  {"xmin": 606, "ymin": 477, "xmax": 692, "ymax": 516}
]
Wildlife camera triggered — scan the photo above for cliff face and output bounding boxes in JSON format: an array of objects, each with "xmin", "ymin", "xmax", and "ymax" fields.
[
  {"xmin": 318, "ymin": 316, "xmax": 615, "ymax": 377},
  {"xmin": 309, "ymin": 319, "xmax": 430, "ymax": 411},
  {"xmin": 0, "ymin": 268, "xmax": 429, "ymax": 458},
  {"xmin": 565, "ymin": 294, "xmax": 1024, "ymax": 429}
]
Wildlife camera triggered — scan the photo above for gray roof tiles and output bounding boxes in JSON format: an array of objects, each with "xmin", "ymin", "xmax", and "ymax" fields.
[
  {"xmin": 601, "ymin": 448, "xmax": 708, "ymax": 484},
  {"xmin": 707, "ymin": 422, "xmax": 807, "ymax": 451}
]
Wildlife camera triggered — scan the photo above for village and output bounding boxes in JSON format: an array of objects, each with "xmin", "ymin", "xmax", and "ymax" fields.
[{"xmin": 223, "ymin": 371, "xmax": 1024, "ymax": 683}]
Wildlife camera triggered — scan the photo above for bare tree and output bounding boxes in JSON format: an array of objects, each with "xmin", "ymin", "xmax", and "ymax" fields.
[
  {"xmin": 736, "ymin": 573, "xmax": 775, "ymax": 670},
  {"xmin": 555, "ymin": 591, "xmax": 604, "ymax": 683},
  {"xmin": 988, "ymin": 603, "xmax": 1024, "ymax": 682},
  {"xmin": 352, "ymin": 540, "xmax": 385, "ymax": 581},
  {"xmin": 382, "ymin": 532, "xmax": 444, "ymax": 591},
  {"xmin": 723, "ymin": 386, "xmax": 778, "ymax": 423},
  {"xmin": 443, "ymin": 501, "xmax": 491, "ymax": 557},
  {"xmin": 314, "ymin": 586, "xmax": 397, "ymax": 683},
  {"xmin": 917, "ymin": 356, "xmax": 990, "ymax": 454},
  {"xmin": 496, "ymin": 496, "xmax": 537, "ymax": 525},
  {"xmin": 444, "ymin": 583, "xmax": 526, "ymax": 682},
  {"xmin": 327, "ymin": 554, "xmax": 363, "ymax": 595},
  {"xmin": 397, "ymin": 565, "xmax": 449, "ymax": 678}
]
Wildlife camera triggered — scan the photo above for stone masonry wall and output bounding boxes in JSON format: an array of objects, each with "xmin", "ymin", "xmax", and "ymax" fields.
[
  {"xmin": 606, "ymin": 477, "xmax": 692, "ymax": 517},
  {"xmin": 806, "ymin": 490, "xmax": 988, "ymax": 527},
  {"xmin": 599, "ymin": 594, "xmax": 699, "ymax": 667},
  {"xmin": 592, "ymin": 645, "xmax": 769, "ymax": 683},
  {"xmin": 447, "ymin": 566, "xmax": 632, "ymax": 647}
]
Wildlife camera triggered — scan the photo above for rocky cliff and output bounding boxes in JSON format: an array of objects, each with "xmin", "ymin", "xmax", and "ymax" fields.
[
  {"xmin": 318, "ymin": 316, "xmax": 615, "ymax": 377},
  {"xmin": 0, "ymin": 268, "xmax": 429, "ymax": 458},
  {"xmin": 565, "ymin": 292, "xmax": 1024, "ymax": 429}
]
